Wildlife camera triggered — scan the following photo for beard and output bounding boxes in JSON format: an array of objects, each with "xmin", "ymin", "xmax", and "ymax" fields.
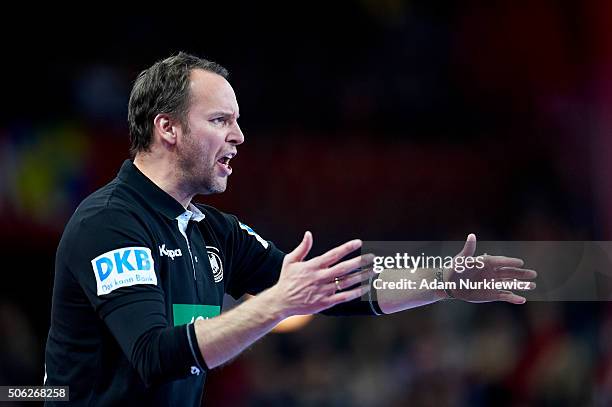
[{"xmin": 176, "ymin": 131, "xmax": 227, "ymax": 195}]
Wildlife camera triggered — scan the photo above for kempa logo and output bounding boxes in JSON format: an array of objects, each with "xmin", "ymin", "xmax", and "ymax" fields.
[{"xmin": 159, "ymin": 244, "xmax": 182, "ymax": 260}]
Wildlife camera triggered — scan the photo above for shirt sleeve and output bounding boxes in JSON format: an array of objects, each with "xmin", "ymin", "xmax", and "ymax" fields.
[
  {"xmin": 224, "ymin": 216, "xmax": 285, "ymax": 299},
  {"xmin": 65, "ymin": 208, "xmax": 205, "ymax": 387}
]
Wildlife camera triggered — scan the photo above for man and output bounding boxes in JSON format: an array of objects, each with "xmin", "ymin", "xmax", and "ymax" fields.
[{"xmin": 44, "ymin": 52, "xmax": 536, "ymax": 406}]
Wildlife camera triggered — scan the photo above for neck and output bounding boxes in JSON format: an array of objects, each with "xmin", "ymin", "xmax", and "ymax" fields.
[{"xmin": 133, "ymin": 154, "xmax": 193, "ymax": 209}]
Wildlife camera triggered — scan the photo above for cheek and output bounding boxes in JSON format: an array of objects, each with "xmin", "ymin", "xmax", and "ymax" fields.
[
  {"xmin": 183, "ymin": 126, "xmax": 225, "ymax": 158},
  {"xmin": 202, "ymin": 133, "xmax": 227, "ymax": 156}
]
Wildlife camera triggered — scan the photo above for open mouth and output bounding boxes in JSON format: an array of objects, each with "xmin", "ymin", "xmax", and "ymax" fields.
[{"xmin": 217, "ymin": 152, "xmax": 236, "ymax": 174}]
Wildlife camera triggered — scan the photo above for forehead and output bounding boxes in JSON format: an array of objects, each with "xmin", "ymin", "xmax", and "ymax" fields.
[{"xmin": 188, "ymin": 69, "xmax": 238, "ymax": 115}]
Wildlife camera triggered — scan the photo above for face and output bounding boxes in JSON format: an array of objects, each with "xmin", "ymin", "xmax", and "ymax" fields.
[{"xmin": 176, "ymin": 69, "xmax": 244, "ymax": 195}]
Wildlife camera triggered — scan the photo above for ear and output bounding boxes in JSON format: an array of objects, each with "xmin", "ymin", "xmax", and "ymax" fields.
[{"xmin": 153, "ymin": 114, "xmax": 181, "ymax": 147}]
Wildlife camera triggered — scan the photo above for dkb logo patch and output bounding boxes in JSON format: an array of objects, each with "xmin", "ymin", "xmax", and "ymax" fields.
[{"xmin": 91, "ymin": 247, "xmax": 157, "ymax": 295}]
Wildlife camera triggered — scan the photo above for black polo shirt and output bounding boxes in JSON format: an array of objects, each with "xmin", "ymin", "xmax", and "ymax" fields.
[{"xmin": 45, "ymin": 160, "xmax": 377, "ymax": 406}]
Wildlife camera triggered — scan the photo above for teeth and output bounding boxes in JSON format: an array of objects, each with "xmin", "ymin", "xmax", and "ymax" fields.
[{"xmin": 218, "ymin": 152, "xmax": 236, "ymax": 165}]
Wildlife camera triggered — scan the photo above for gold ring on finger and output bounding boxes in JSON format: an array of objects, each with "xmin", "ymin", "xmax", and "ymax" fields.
[{"xmin": 334, "ymin": 277, "xmax": 342, "ymax": 292}]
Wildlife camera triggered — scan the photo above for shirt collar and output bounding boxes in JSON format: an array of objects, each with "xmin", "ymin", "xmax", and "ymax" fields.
[
  {"xmin": 177, "ymin": 203, "xmax": 206, "ymax": 223},
  {"xmin": 117, "ymin": 160, "xmax": 205, "ymax": 221}
]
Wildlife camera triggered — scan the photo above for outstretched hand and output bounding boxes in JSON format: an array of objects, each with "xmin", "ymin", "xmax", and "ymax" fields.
[
  {"xmin": 445, "ymin": 234, "xmax": 537, "ymax": 304},
  {"xmin": 271, "ymin": 231, "xmax": 374, "ymax": 318}
]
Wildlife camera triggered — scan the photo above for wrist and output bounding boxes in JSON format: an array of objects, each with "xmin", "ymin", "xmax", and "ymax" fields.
[
  {"xmin": 258, "ymin": 285, "xmax": 290, "ymax": 321},
  {"xmin": 435, "ymin": 268, "xmax": 455, "ymax": 301}
]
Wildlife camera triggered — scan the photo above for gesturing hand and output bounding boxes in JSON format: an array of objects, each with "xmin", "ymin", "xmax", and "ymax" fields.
[
  {"xmin": 445, "ymin": 234, "xmax": 537, "ymax": 304},
  {"xmin": 272, "ymin": 231, "xmax": 374, "ymax": 318}
]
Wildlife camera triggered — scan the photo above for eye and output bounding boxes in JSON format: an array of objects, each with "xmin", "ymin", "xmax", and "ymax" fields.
[{"xmin": 211, "ymin": 117, "xmax": 227, "ymax": 125}]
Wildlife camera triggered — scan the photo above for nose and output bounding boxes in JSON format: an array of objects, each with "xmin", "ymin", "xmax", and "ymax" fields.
[{"xmin": 228, "ymin": 122, "xmax": 245, "ymax": 145}]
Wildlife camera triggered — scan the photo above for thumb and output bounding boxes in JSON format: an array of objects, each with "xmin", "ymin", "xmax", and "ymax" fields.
[
  {"xmin": 458, "ymin": 233, "xmax": 477, "ymax": 257},
  {"xmin": 284, "ymin": 231, "xmax": 313, "ymax": 264}
]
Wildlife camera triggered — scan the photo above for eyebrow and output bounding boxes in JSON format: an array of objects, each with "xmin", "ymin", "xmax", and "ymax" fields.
[{"xmin": 209, "ymin": 111, "xmax": 240, "ymax": 119}]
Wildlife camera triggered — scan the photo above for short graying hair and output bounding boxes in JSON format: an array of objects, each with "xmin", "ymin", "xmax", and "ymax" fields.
[{"xmin": 127, "ymin": 52, "xmax": 229, "ymax": 156}]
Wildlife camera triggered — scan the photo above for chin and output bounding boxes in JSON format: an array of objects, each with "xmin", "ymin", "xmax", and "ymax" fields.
[
  {"xmin": 201, "ymin": 182, "xmax": 227, "ymax": 195},
  {"xmin": 211, "ymin": 186, "xmax": 227, "ymax": 194}
]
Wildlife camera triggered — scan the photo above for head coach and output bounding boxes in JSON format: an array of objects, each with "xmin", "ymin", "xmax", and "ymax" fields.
[{"xmin": 44, "ymin": 52, "xmax": 536, "ymax": 406}]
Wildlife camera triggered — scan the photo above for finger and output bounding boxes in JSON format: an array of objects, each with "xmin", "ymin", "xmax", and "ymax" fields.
[
  {"xmin": 494, "ymin": 267, "xmax": 537, "ymax": 280},
  {"xmin": 307, "ymin": 239, "xmax": 362, "ymax": 269},
  {"xmin": 326, "ymin": 284, "xmax": 371, "ymax": 306},
  {"xmin": 498, "ymin": 278, "xmax": 536, "ymax": 290},
  {"xmin": 468, "ymin": 289, "xmax": 527, "ymax": 304},
  {"xmin": 321, "ymin": 282, "xmax": 337, "ymax": 297},
  {"xmin": 319, "ymin": 269, "xmax": 373, "ymax": 294},
  {"xmin": 494, "ymin": 290, "xmax": 527, "ymax": 304},
  {"xmin": 458, "ymin": 233, "xmax": 477, "ymax": 257},
  {"xmin": 484, "ymin": 255, "xmax": 524, "ymax": 268},
  {"xmin": 334, "ymin": 268, "xmax": 376, "ymax": 290},
  {"xmin": 283, "ymin": 231, "xmax": 313, "ymax": 264},
  {"xmin": 323, "ymin": 253, "xmax": 375, "ymax": 280}
]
